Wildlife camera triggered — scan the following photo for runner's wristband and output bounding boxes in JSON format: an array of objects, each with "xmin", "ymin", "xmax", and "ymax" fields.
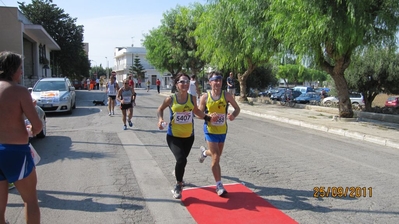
[{"xmin": 204, "ymin": 115, "xmax": 211, "ymax": 122}]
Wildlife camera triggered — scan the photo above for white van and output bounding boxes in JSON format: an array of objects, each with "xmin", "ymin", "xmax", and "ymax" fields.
[{"xmin": 293, "ymin": 86, "xmax": 314, "ymax": 94}]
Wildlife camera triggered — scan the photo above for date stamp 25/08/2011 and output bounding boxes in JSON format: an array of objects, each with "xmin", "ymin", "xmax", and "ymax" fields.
[{"xmin": 313, "ymin": 186, "xmax": 373, "ymax": 198}]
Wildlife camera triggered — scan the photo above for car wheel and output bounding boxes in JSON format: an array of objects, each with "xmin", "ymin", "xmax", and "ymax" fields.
[
  {"xmin": 324, "ymin": 100, "xmax": 332, "ymax": 107},
  {"xmin": 352, "ymin": 102, "xmax": 362, "ymax": 111},
  {"xmin": 36, "ymin": 117, "xmax": 46, "ymax": 138}
]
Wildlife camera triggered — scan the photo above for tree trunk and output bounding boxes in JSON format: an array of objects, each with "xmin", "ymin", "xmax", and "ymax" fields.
[
  {"xmin": 237, "ymin": 64, "xmax": 256, "ymax": 102},
  {"xmin": 237, "ymin": 73, "xmax": 249, "ymax": 102},
  {"xmin": 330, "ymin": 67, "xmax": 353, "ymax": 118},
  {"xmin": 320, "ymin": 49, "xmax": 353, "ymax": 118}
]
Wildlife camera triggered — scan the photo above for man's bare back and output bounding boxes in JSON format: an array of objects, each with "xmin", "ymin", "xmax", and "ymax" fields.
[{"xmin": 0, "ymin": 81, "xmax": 42, "ymax": 144}]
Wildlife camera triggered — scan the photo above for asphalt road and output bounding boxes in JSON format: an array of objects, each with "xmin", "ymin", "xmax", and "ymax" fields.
[{"xmin": 5, "ymin": 89, "xmax": 399, "ymax": 224}]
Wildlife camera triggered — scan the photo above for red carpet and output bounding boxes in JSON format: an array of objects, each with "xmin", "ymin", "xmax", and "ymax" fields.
[{"xmin": 182, "ymin": 183, "xmax": 297, "ymax": 224}]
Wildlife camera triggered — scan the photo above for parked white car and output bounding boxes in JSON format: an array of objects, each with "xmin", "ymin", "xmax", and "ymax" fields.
[
  {"xmin": 30, "ymin": 77, "xmax": 76, "ymax": 114},
  {"xmin": 322, "ymin": 93, "xmax": 364, "ymax": 107}
]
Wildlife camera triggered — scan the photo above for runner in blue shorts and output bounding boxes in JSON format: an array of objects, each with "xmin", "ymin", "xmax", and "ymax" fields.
[
  {"xmin": 198, "ymin": 71, "xmax": 240, "ymax": 196},
  {"xmin": 0, "ymin": 51, "xmax": 43, "ymax": 224},
  {"xmin": 204, "ymin": 133, "xmax": 226, "ymax": 143},
  {"xmin": 0, "ymin": 144, "xmax": 35, "ymax": 183}
]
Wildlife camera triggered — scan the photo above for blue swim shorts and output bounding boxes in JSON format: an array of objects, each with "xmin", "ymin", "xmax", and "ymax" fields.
[
  {"xmin": 204, "ymin": 133, "xmax": 227, "ymax": 143},
  {"xmin": 0, "ymin": 144, "xmax": 35, "ymax": 183}
]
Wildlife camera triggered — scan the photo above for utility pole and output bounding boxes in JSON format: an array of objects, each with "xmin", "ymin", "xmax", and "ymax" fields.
[{"xmin": 105, "ymin": 57, "xmax": 109, "ymax": 81}]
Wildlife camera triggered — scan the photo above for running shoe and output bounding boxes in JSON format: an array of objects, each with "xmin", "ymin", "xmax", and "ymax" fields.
[
  {"xmin": 8, "ymin": 183, "xmax": 15, "ymax": 190},
  {"xmin": 108, "ymin": 112, "xmax": 111, "ymax": 116},
  {"xmin": 112, "ymin": 111, "xmax": 115, "ymax": 115},
  {"xmin": 123, "ymin": 125, "xmax": 127, "ymax": 130},
  {"xmin": 172, "ymin": 184, "xmax": 182, "ymax": 199},
  {"xmin": 128, "ymin": 120, "xmax": 133, "ymax": 127},
  {"xmin": 216, "ymin": 183, "xmax": 228, "ymax": 196},
  {"xmin": 198, "ymin": 146, "xmax": 207, "ymax": 163}
]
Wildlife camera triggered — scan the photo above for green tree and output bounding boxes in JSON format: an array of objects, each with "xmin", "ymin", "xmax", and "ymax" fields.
[
  {"xmin": 19, "ymin": 0, "xmax": 90, "ymax": 79},
  {"xmin": 143, "ymin": 26, "xmax": 183, "ymax": 79},
  {"xmin": 195, "ymin": 0, "xmax": 277, "ymax": 101},
  {"xmin": 346, "ymin": 46, "xmax": 399, "ymax": 111},
  {"xmin": 163, "ymin": 3, "xmax": 206, "ymax": 76},
  {"xmin": 269, "ymin": 0, "xmax": 399, "ymax": 117},
  {"xmin": 276, "ymin": 64, "xmax": 301, "ymax": 86},
  {"xmin": 129, "ymin": 55, "xmax": 146, "ymax": 80},
  {"xmin": 143, "ymin": 3, "xmax": 206, "ymax": 83}
]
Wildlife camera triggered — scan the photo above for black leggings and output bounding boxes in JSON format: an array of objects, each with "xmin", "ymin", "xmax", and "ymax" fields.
[{"xmin": 166, "ymin": 135, "xmax": 194, "ymax": 182}]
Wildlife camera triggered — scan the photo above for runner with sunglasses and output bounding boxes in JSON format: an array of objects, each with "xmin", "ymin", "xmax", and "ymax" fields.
[
  {"xmin": 157, "ymin": 73, "xmax": 218, "ymax": 199},
  {"xmin": 198, "ymin": 71, "xmax": 240, "ymax": 196},
  {"xmin": 117, "ymin": 78, "xmax": 136, "ymax": 130}
]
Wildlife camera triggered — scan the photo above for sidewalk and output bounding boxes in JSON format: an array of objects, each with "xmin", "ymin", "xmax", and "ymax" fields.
[
  {"xmin": 235, "ymin": 100, "xmax": 399, "ymax": 149},
  {"xmin": 160, "ymin": 90, "xmax": 399, "ymax": 149}
]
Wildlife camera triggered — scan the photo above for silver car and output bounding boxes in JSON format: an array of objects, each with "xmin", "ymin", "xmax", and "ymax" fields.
[
  {"xmin": 33, "ymin": 105, "xmax": 46, "ymax": 138},
  {"xmin": 30, "ymin": 77, "xmax": 76, "ymax": 114}
]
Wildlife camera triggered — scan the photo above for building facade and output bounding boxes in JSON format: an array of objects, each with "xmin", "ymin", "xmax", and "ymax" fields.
[
  {"xmin": 113, "ymin": 47, "xmax": 172, "ymax": 88},
  {"xmin": 0, "ymin": 6, "xmax": 60, "ymax": 87}
]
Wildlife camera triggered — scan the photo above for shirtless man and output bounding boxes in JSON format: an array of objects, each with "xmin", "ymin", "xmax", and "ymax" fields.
[{"xmin": 0, "ymin": 51, "xmax": 43, "ymax": 224}]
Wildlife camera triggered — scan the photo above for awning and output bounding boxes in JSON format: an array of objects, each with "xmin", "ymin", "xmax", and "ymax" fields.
[{"xmin": 24, "ymin": 24, "xmax": 61, "ymax": 50}]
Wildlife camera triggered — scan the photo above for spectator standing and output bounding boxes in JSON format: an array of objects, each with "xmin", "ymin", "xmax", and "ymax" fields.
[
  {"xmin": 128, "ymin": 75, "xmax": 134, "ymax": 88},
  {"xmin": 138, "ymin": 79, "xmax": 141, "ymax": 88},
  {"xmin": 226, "ymin": 72, "xmax": 236, "ymax": 95},
  {"xmin": 0, "ymin": 51, "xmax": 43, "ymax": 224},
  {"xmin": 157, "ymin": 73, "xmax": 217, "ymax": 199},
  {"xmin": 188, "ymin": 74, "xmax": 201, "ymax": 104},
  {"xmin": 86, "ymin": 78, "xmax": 90, "ymax": 91},
  {"xmin": 106, "ymin": 76, "xmax": 119, "ymax": 116},
  {"xmin": 96, "ymin": 78, "xmax": 100, "ymax": 90},
  {"xmin": 156, "ymin": 78, "xmax": 161, "ymax": 94},
  {"xmin": 146, "ymin": 80, "xmax": 151, "ymax": 92},
  {"xmin": 198, "ymin": 71, "xmax": 241, "ymax": 196},
  {"xmin": 99, "ymin": 77, "xmax": 104, "ymax": 91}
]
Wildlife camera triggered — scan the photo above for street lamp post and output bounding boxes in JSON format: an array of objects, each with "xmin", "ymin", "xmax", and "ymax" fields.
[
  {"xmin": 90, "ymin": 60, "xmax": 97, "ymax": 78},
  {"xmin": 105, "ymin": 57, "xmax": 109, "ymax": 81}
]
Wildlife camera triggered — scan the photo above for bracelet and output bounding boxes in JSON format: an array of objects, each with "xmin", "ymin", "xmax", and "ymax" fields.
[{"xmin": 204, "ymin": 115, "xmax": 211, "ymax": 122}]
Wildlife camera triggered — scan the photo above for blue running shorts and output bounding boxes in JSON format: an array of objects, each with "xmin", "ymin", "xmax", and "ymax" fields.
[
  {"xmin": 204, "ymin": 133, "xmax": 227, "ymax": 143},
  {"xmin": 0, "ymin": 144, "xmax": 35, "ymax": 183}
]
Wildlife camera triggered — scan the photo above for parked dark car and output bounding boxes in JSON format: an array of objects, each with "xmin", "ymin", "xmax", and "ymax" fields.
[
  {"xmin": 258, "ymin": 87, "xmax": 283, "ymax": 97},
  {"xmin": 280, "ymin": 90, "xmax": 302, "ymax": 102},
  {"xmin": 72, "ymin": 80, "xmax": 82, "ymax": 90},
  {"xmin": 270, "ymin": 89, "xmax": 286, "ymax": 101},
  {"xmin": 294, "ymin": 92, "xmax": 322, "ymax": 104}
]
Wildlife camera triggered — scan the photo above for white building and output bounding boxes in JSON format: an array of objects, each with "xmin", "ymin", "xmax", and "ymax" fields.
[{"xmin": 113, "ymin": 47, "xmax": 172, "ymax": 88}]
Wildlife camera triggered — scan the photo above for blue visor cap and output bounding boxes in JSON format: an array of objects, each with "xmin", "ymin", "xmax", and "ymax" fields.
[{"xmin": 209, "ymin": 75, "xmax": 223, "ymax": 81}]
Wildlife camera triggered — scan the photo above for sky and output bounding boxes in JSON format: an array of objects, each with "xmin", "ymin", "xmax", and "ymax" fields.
[{"xmin": 0, "ymin": 0, "xmax": 207, "ymax": 68}]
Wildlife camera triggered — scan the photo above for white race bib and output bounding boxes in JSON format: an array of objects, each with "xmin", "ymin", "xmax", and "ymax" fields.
[
  {"xmin": 211, "ymin": 113, "xmax": 226, "ymax": 126},
  {"xmin": 174, "ymin": 111, "xmax": 193, "ymax": 124}
]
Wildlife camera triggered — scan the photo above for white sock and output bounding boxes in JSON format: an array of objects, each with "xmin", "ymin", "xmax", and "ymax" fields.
[{"xmin": 216, "ymin": 181, "xmax": 222, "ymax": 186}]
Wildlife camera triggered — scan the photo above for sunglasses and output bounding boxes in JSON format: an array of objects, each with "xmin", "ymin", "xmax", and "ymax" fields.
[{"xmin": 177, "ymin": 80, "xmax": 190, "ymax": 84}]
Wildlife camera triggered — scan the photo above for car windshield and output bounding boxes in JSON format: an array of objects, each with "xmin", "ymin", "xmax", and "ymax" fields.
[
  {"xmin": 387, "ymin": 96, "xmax": 398, "ymax": 101},
  {"xmin": 34, "ymin": 81, "xmax": 67, "ymax": 91}
]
